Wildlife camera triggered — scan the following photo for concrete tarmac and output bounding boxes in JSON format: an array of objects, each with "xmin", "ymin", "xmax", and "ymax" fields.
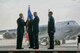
[{"xmin": 0, "ymin": 38, "xmax": 80, "ymax": 51}]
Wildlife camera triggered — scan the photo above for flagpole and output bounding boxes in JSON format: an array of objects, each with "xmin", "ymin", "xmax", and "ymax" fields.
[
  {"xmin": 25, "ymin": 5, "xmax": 31, "ymax": 43},
  {"xmin": 25, "ymin": 5, "xmax": 30, "ymax": 43},
  {"xmin": 27, "ymin": 5, "xmax": 30, "ymax": 20},
  {"xmin": 28, "ymin": 5, "xmax": 30, "ymax": 9},
  {"xmin": 48, "ymin": 9, "xmax": 50, "ymax": 12}
]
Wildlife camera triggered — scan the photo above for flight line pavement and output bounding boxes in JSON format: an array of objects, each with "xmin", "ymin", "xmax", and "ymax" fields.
[{"xmin": 0, "ymin": 38, "xmax": 80, "ymax": 51}]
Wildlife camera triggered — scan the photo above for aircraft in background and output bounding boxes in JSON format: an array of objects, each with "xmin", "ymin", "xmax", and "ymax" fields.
[
  {"xmin": 0, "ymin": 29, "xmax": 17, "ymax": 39},
  {"xmin": 39, "ymin": 20, "xmax": 80, "ymax": 45},
  {"xmin": 0, "ymin": 20, "xmax": 80, "ymax": 46}
]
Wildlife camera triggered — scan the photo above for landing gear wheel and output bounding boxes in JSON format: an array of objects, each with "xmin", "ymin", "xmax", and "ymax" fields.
[
  {"xmin": 57, "ymin": 40, "xmax": 60, "ymax": 45},
  {"xmin": 55, "ymin": 40, "xmax": 60, "ymax": 45}
]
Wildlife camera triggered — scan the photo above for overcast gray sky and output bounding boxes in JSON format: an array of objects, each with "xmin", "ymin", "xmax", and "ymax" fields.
[{"xmin": 0, "ymin": 0, "xmax": 80, "ymax": 30}]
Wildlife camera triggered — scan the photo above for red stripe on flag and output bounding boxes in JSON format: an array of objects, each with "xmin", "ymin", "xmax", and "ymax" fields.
[{"xmin": 26, "ymin": 32, "xmax": 29, "ymax": 41}]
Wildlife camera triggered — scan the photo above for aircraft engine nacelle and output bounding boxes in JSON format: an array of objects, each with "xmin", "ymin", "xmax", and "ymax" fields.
[{"xmin": 3, "ymin": 31, "xmax": 17, "ymax": 39}]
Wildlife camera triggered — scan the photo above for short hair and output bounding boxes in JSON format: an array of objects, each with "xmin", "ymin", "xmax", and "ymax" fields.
[
  {"xmin": 19, "ymin": 13, "xmax": 23, "ymax": 16},
  {"xmin": 49, "ymin": 11, "xmax": 53, "ymax": 14},
  {"xmin": 33, "ymin": 12, "xmax": 37, "ymax": 14}
]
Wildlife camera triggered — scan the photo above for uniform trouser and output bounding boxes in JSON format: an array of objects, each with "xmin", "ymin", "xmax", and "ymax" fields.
[
  {"xmin": 48, "ymin": 33, "xmax": 54, "ymax": 48},
  {"xmin": 16, "ymin": 32, "xmax": 24, "ymax": 49},
  {"xmin": 33, "ymin": 33, "xmax": 39, "ymax": 48},
  {"xmin": 28, "ymin": 33, "xmax": 34, "ymax": 47}
]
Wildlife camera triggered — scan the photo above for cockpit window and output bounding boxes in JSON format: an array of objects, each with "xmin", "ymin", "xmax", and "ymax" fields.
[
  {"xmin": 67, "ymin": 21, "xmax": 78, "ymax": 25},
  {"xmin": 56, "ymin": 20, "xmax": 78, "ymax": 28},
  {"xmin": 67, "ymin": 22, "xmax": 69, "ymax": 25}
]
